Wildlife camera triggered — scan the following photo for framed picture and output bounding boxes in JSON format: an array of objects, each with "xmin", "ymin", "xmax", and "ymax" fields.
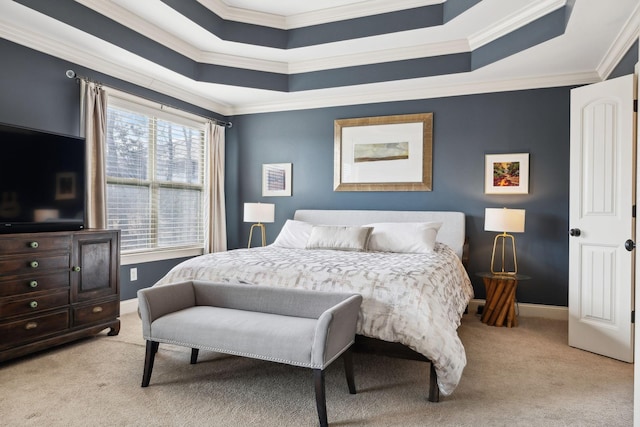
[
  {"xmin": 55, "ymin": 172, "xmax": 77, "ymax": 200},
  {"xmin": 485, "ymin": 153, "xmax": 529, "ymax": 194},
  {"xmin": 262, "ymin": 163, "xmax": 292, "ymax": 197},
  {"xmin": 334, "ymin": 113, "xmax": 433, "ymax": 191}
]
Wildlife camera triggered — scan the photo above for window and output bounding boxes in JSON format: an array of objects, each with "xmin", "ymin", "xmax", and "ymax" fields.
[{"xmin": 105, "ymin": 95, "xmax": 207, "ymax": 261}]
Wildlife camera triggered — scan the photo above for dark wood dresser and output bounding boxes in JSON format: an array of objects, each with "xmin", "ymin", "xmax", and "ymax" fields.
[{"xmin": 0, "ymin": 229, "xmax": 120, "ymax": 362}]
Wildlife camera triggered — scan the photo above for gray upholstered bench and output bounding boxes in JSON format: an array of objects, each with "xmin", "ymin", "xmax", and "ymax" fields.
[{"xmin": 137, "ymin": 280, "xmax": 362, "ymax": 427}]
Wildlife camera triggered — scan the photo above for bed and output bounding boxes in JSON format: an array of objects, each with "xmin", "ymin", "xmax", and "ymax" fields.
[{"xmin": 153, "ymin": 210, "xmax": 474, "ymax": 400}]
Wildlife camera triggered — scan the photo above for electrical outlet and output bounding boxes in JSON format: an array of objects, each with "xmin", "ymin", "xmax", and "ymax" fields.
[{"xmin": 130, "ymin": 267, "xmax": 138, "ymax": 281}]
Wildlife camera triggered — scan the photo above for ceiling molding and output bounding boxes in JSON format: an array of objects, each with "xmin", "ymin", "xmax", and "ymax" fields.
[
  {"xmin": 468, "ymin": 0, "xmax": 564, "ymax": 49},
  {"xmin": 596, "ymin": 2, "xmax": 640, "ymax": 79},
  {"xmin": 0, "ymin": 10, "xmax": 604, "ymax": 117},
  {"xmin": 76, "ymin": 0, "xmax": 569, "ymax": 78},
  {"xmin": 78, "ymin": 0, "xmax": 202, "ymax": 61},
  {"xmin": 200, "ymin": 52, "xmax": 289, "ymax": 74},
  {"xmin": 2, "ymin": 0, "xmax": 635, "ymax": 117},
  {"xmin": 197, "ymin": 0, "xmax": 442, "ymax": 30},
  {"xmin": 0, "ymin": 10, "xmax": 233, "ymax": 114},
  {"xmin": 195, "ymin": 0, "xmax": 286, "ymax": 29},
  {"xmin": 287, "ymin": 40, "xmax": 470, "ymax": 74},
  {"xmin": 230, "ymin": 71, "xmax": 600, "ymax": 115}
]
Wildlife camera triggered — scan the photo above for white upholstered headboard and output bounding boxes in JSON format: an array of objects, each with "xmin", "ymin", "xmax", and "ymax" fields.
[{"xmin": 293, "ymin": 210, "xmax": 466, "ymax": 260}]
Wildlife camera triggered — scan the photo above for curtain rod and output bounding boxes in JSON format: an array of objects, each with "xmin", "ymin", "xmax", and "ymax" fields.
[{"xmin": 65, "ymin": 70, "xmax": 232, "ymax": 128}]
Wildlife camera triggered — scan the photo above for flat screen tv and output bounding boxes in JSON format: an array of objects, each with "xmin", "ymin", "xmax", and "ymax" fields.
[{"xmin": 0, "ymin": 123, "xmax": 85, "ymax": 233}]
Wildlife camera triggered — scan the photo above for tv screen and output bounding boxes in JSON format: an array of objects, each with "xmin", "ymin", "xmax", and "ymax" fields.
[{"xmin": 0, "ymin": 123, "xmax": 85, "ymax": 233}]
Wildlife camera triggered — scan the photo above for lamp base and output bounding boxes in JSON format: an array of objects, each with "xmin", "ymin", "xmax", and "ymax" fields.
[
  {"xmin": 490, "ymin": 232, "xmax": 518, "ymax": 275},
  {"xmin": 248, "ymin": 223, "xmax": 266, "ymax": 248}
]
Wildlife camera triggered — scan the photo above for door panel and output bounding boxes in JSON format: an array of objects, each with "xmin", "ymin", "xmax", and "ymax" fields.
[{"xmin": 568, "ymin": 74, "xmax": 634, "ymax": 363}]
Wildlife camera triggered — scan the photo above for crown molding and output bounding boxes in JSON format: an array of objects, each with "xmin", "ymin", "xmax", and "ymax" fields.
[
  {"xmin": 288, "ymin": 39, "xmax": 470, "ymax": 74},
  {"xmin": 199, "ymin": 51, "xmax": 289, "ymax": 74},
  {"xmin": 196, "ymin": 0, "xmax": 287, "ymax": 29},
  {"xmin": 74, "ymin": 0, "xmax": 569, "ymax": 77},
  {"xmin": 75, "ymin": 0, "xmax": 468, "ymax": 75},
  {"xmin": 79, "ymin": 0, "xmax": 202, "ymax": 61},
  {"xmin": 0, "ymin": 10, "xmax": 233, "ymax": 115},
  {"xmin": 468, "ymin": 0, "xmax": 565, "ymax": 49},
  {"xmin": 197, "ymin": 0, "xmax": 441, "ymax": 30},
  {"xmin": 230, "ymin": 71, "xmax": 600, "ymax": 115},
  {"xmin": 284, "ymin": 0, "xmax": 441, "ymax": 29},
  {"xmin": 596, "ymin": 2, "xmax": 640, "ymax": 79},
  {"xmin": 0, "ymin": 4, "xmax": 600, "ymax": 117}
]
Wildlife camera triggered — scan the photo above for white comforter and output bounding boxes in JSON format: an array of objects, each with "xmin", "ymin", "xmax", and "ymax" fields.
[{"xmin": 154, "ymin": 242, "xmax": 474, "ymax": 395}]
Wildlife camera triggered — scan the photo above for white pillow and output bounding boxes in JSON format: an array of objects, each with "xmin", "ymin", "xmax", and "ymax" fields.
[
  {"xmin": 306, "ymin": 225, "xmax": 373, "ymax": 252},
  {"xmin": 271, "ymin": 219, "xmax": 313, "ymax": 249},
  {"xmin": 366, "ymin": 222, "xmax": 442, "ymax": 253}
]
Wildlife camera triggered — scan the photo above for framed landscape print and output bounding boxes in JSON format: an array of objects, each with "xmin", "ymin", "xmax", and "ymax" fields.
[
  {"xmin": 485, "ymin": 153, "xmax": 529, "ymax": 194},
  {"xmin": 334, "ymin": 113, "xmax": 433, "ymax": 191}
]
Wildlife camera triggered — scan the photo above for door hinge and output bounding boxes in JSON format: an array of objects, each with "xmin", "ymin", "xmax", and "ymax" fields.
[
  {"xmin": 633, "ymin": 205, "xmax": 637, "ymax": 218},
  {"xmin": 632, "ymin": 310, "xmax": 635, "ymax": 324},
  {"xmin": 635, "ymin": 99, "xmax": 638, "ymax": 113}
]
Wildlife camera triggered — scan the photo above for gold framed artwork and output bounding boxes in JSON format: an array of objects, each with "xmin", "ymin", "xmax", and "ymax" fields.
[
  {"xmin": 334, "ymin": 113, "xmax": 433, "ymax": 191},
  {"xmin": 262, "ymin": 163, "xmax": 292, "ymax": 197},
  {"xmin": 485, "ymin": 153, "xmax": 529, "ymax": 194}
]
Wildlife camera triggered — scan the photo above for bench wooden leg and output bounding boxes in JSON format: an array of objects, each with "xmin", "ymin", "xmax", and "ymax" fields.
[
  {"xmin": 428, "ymin": 362, "xmax": 439, "ymax": 402},
  {"xmin": 190, "ymin": 348, "xmax": 199, "ymax": 364},
  {"xmin": 313, "ymin": 369, "xmax": 328, "ymax": 427},
  {"xmin": 142, "ymin": 340, "xmax": 159, "ymax": 387},
  {"xmin": 343, "ymin": 347, "xmax": 356, "ymax": 394}
]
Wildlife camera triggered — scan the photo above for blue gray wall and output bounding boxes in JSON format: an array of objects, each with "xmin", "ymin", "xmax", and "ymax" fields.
[
  {"xmin": 227, "ymin": 88, "xmax": 572, "ymax": 306},
  {"xmin": 0, "ymin": 36, "xmax": 637, "ymax": 305},
  {"xmin": 0, "ymin": 39, "xmax": 225, "ymax": 300}
]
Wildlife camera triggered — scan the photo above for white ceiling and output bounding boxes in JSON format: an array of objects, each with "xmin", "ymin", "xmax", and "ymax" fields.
[{"xmin": 0, "ymin": 0, "xmax": 638, "ymax": 116}]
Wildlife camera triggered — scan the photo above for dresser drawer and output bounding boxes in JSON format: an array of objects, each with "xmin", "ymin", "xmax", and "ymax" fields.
[
  {"xmin": 0, "ymin": 310, "xmax": 69, "ymax": 350},
  {"xmin": 0, "ymin": 253, "xmax": 70, "ymax": 276},
  {"xmin": 0, "ymin": 290, "xmax": 69, "ymax": 318},
  {"xmin": 0, "ymin": 234, "xmax": 71, "ymax": 254},
  {"xmin": 0, "ymin": 272, "xmax": 69, "ymax": 298},
  {"xmin": 73, "ymin": 299, "xmax": 119, "ymax": 327}
]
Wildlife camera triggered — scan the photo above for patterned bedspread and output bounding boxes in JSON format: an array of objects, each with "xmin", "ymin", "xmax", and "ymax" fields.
[{"xmin": 154, "ymin": 242, "xmax": 474, "ymax": 395}]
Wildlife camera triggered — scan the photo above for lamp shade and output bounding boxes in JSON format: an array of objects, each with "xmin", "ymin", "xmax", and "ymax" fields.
[
  {"xmin": 243, "ymin": 203, "xmax": 275, "ymax": 223},
  {"xmin": 484, "ymin": 208, "xmax": 525, "ymax": 233}
]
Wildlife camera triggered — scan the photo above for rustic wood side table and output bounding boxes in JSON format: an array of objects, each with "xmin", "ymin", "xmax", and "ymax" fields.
[{"xmin": 476, "ymin": 272, "xmax": 530, "ymax": 327}]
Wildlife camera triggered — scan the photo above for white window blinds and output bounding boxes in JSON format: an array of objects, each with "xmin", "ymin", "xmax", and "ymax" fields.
[{"xmin": 105, "ymin": 96, "xmax": 207, "ymax": 254}]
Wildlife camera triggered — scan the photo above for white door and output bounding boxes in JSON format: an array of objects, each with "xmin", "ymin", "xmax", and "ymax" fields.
[{"xmin": 568, "ymin": 74, "xmax": 635, "ymax": 363}]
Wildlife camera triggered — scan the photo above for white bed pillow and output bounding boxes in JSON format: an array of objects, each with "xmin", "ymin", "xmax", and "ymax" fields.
[
  {"xmin": 306, "ymin": 225, "xmax": 373, "ymax": 252},
  {"xmin": 366, "ymin": 222, "xmax": 442, "ymax": 253},
  {"xmin": 271, "ymin": 219, "xmax": 313, "ymax": 249}
]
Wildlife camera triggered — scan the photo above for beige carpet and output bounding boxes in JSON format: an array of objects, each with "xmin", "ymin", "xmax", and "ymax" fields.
[{"xmin": 0, "ymin": 312, "xmax": 633, "ymax": 426}]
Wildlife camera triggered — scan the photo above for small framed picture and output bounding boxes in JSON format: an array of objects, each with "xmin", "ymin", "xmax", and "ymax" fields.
[
  {"xmin": 485, "ymin": 153, "xmax": 529, "ymax": 194},
  {"xmin": 262, "ymin": 163, "xmax": 292, "ymax": 197},
  {"xmin": 55, "ymin": 172, "xmax": 77, "ymax": 200}
]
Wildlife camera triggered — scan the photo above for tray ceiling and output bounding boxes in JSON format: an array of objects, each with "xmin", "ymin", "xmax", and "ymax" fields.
[{"xmin": 1, "ymin": 0, "xmax": 638, "ymax": 115}]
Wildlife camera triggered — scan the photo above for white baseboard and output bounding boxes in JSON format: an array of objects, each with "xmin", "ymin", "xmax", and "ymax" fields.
[
  {"xmin": 468, "ymin": 298, "xmax": 568, "ymax": 321},
  {"xmin": 120, "ymin": 298, "xmax": 139, "ymax": 315},
  {"xmin": 121, "ymin": 297, "xmax": 569, "ymax": 321}
]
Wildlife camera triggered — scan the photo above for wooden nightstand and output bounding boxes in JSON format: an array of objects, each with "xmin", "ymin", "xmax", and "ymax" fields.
[{"xmin": 476, "ymin": 272, "xmax": 530, "ymax": 327}]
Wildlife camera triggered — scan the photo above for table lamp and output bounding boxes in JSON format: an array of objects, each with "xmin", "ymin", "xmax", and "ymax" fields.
[
  {"xmin": 484, "ymin": 207, "xmax": 525, "ymax": 275},
  {"xmin": 244, "ymin": 202, "xmax": 275, "ymax": 248}
]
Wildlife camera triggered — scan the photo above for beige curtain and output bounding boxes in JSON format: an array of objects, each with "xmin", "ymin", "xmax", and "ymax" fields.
[
  {"xmin": 80, "ymin": 80, "xmax": 108, "ymax": 229},
  {"xmin": 206, "ymin": 123, "xmax": 227, "ymax": 252}
]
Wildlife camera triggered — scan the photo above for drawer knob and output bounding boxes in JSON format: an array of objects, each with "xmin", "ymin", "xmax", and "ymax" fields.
[
  {"xmin": 92, "ymin": 306, "xmax": 103, "ymax": 313},
  {"xmin": 29, "ymin": 280, "xmax": 38, "ymax": 288},
  {"xmin": 29, "ymin": 241, "xmax": 39, "ymax": 248},
  {"xmin": 25, "ymin": 322, "xmax": 38, "ymax": 330},
  {"xmin": 29, "ymin": 301, "xmax": 38, "ymax": 309},
  {"xmin": 30, "ymin": 261, "xmax": 39, "ymax": 268},
  {"xmin": 72, "ymin": 266, "xmax": 81, "ymax": 272}
]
